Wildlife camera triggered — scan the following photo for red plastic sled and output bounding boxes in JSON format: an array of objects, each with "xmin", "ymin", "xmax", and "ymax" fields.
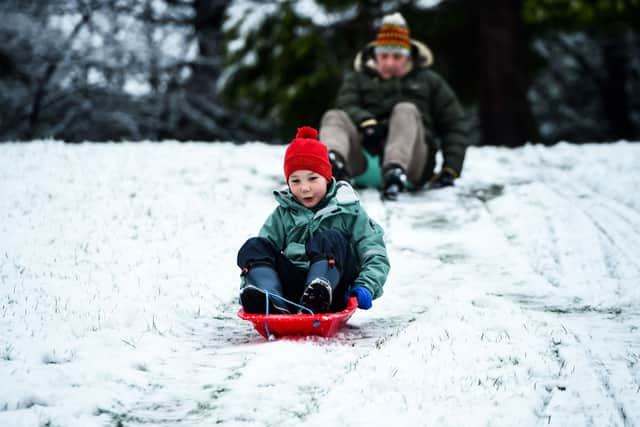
[{"xmin": 238, "ymin": 297, "xmax": 358, "ymax": 339}]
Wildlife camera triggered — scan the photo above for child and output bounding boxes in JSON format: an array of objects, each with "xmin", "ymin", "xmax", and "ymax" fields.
[{"xmin": 237, "ymin": 126, "xmax": 390, "ymax": 314}]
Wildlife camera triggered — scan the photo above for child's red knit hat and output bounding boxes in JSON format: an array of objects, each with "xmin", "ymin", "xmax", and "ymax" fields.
[{"xmin": 283, "ymin": 126, "xmax": 332, "ymax": 182}]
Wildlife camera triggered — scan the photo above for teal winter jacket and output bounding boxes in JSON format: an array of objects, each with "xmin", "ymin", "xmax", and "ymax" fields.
[{"xmin": 258, "ymin": 180, "xmax": 389, "ymax": 299}]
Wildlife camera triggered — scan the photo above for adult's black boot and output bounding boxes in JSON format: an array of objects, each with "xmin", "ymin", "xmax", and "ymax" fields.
[
  {"xmin": 299, "ymin": 258, "xmax": 341, "ymax": 313},
  {"xmin": 329, "ymin": 151, "xmax": 351, "ymax": 183},
  {"xmin": 381, "ymin": 166, "xmax": 407, "ymax": 201},
  {"xmin": 240, "ymin": 266, "xmax": 291, "ymax": 314}
]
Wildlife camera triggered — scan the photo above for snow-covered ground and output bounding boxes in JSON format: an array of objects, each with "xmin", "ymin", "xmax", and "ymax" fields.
[{"xmin": 1, "ymin": 141, "xmax": 639, "ymax": 427}]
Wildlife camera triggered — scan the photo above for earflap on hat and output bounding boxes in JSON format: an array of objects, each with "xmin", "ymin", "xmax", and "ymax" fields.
[
  {"xmin": 374, "ymin": 12, "xmax": 411, "ymax": 56},
  {"xmin": 283, "ymin": 126, "xmax": 332, "ymax": 182}
]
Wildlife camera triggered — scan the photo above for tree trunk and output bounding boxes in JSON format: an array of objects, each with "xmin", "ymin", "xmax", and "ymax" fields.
[
  {"xmin": 28, "ymin": 12, "xmax": 89, "ymax": 138},
  {"xmin": 470, "ymin": 0, "xmax": 537, "ymax": 146},
  {"xmin": 600, "ymin": 26, "xmax": 634, "ymax": 140},
  {"xmin": 191, "ymin": 0, "xmax": 229, "ymax": 93}
]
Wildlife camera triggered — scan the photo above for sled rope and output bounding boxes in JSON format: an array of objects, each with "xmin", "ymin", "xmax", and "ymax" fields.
[
  {"xmin": 264, "ymin": 291, "xmax": 314, "ymax": 314},
  {"xmin": 264, "ymin": 292, "xmax": 314, "ymax": 339}
]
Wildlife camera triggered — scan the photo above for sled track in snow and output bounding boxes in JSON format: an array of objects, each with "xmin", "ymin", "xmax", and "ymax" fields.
[
  {"xmin": 95, "ymin": 187, "xmax": 438, "ymax": 426},
  {"xmin": 473, "ymin": 178, "xmax": 640, "ymax": 426},
  {"xmin": 4, "ymin": 143, "xmax": 640, "ymax": 427},
  {"xmin": 550, "ymin": 312, "xmax": 640, "ymax": 427},
  {"xmin": 95, "ymin": 301, "xmax": 259, "ymax": 426},
  {"xmin": 585, "ymin": 343, "xmax": 632, "ymax": 427},
  {"xmin": 103, "ymin": 298, "xmax": 430, "ymax": 426},
  {"xmin": 79, "ymin": 180, "xmax": 640, "ymax": 427},
  {"xmin": 477, "ymin": 177, "xmax": 640, "ymax": 306},
  {"xmin": 544, "ymin": 179, "xmax": 640, "ymax": 277}
]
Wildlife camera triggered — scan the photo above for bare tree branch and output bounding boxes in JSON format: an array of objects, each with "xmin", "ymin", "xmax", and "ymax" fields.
[
  {"xmin": 548, "ymin": 33, "xmax": 604, "ymax": 86},
  {"xmin": 28, "ymin": 10, "xmax": 91, "ymax": 137}
]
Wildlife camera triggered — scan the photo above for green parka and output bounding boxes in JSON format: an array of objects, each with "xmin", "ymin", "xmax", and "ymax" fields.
[
  {"xmin": 336, "ymin": 40, "xmax": 467, "ymax": 177},
  {"xmin": 258, "ymin": 180, "xmax": 389, "ymax": 299}
]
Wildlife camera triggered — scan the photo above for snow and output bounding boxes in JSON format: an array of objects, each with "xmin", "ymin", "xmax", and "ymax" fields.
[
  {"xmin": 47, "ymin": 3, "xmax": 196, "ymax": 98},
  {"xmin": 416, "ymin": 0, "xmax": 444, "ymax": 8},
  {"xmin": 1, "ymin": 141, "xmax": 640, "ymax": 426},
  {"xmin": 292, "ymin": 0, "xmax": 358, "ymax": 26},
  {"xmin": 225, "ymin": 2, "xmax": 279, "ymax": 53},
  {"xmin": 224, "ymin": 0, "xmax": 359, "ymax": 55}
]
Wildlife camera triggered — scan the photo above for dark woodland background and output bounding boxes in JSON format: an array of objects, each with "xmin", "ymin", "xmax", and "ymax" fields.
[{"xmin": 1, "ymin": 0, "xmax": 638, "ymax": 146}]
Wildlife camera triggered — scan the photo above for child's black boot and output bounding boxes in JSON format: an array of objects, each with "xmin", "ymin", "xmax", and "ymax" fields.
[
  {"xmin": 299, "ymin": 258, "xmax": 340, "ymax": 313},
  {"xmin": 240, "ymin": 265, "xmax": 291, "ymax": 314}
]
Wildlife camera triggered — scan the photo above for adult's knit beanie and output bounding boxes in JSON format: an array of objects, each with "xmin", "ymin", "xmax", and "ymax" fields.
[{"xmin": 374, "ymin": 12, "xmax": 411, "ymax": 56}]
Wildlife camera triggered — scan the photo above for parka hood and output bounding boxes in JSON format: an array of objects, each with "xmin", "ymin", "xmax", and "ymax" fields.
[
  {"xmin": 272, "ymin": 180, "xmax": 359, "ymax": 213},
  {"xmin": 353, "ymin": 39, "xmax": 434, "ymax": 75}
]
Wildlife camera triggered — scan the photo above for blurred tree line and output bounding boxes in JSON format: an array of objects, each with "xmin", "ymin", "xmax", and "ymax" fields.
[
  {"xmin": 0, "ymin": 0, "xmax": 269, "ymax": 142},
  {"xmin": 1, "ymin": 0, "xmax": 638, "ymax": 145}
]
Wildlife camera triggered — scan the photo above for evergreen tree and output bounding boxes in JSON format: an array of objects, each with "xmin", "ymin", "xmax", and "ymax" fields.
[
  {"xmin": 221, "ymin": 0, "xmax": 537, "ymax": 146},
  {"xmin": 524, "ymin": 0, "xmax": 640, "ymax": 141}
]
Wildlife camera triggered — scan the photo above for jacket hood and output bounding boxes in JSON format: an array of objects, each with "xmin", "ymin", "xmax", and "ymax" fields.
[
  {"xmin": 353, "ymin": 39, "xmax": 433, "ymax": 74},
  {"xmin": 272, "ymin": 179, "xmax": 359, "ymax": 213}
]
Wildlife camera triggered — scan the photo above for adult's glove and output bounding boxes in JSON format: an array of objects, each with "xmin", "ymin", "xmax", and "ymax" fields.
[
  {"xmin": 359, "ymin": 118, "xmax": 385, "ymax": 154},
  {"xmin": 429, "ymin": 167, "xmax": 458, "ymax": 189},
  {"xmin": 346, "ymin": 286, "xmax": 373, "ymax": 309}
]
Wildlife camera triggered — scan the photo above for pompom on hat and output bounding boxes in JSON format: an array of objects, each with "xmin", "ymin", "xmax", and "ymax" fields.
[
  {"xmin": 283, "ymin": 126, "xmax": 332, "ymax": 182},
  {"xmin": 374, "ymin": 12, "xmax": 411, "ymax": 56}
]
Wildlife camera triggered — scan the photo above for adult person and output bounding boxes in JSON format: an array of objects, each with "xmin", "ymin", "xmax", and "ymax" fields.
[{"xmin": 319, "ymin": 12, "xmax": 467, "ymax": 200}]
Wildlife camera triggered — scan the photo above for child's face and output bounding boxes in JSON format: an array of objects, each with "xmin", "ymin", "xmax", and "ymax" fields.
[{"xmin": 288, "ymin": 170, "xmax": 329, "ymax": 208}]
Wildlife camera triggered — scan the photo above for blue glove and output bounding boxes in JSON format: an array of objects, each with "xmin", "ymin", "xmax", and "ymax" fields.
[{"xmin": 346, "ymin": 286, "xmax": 373, "ymax": 309}]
